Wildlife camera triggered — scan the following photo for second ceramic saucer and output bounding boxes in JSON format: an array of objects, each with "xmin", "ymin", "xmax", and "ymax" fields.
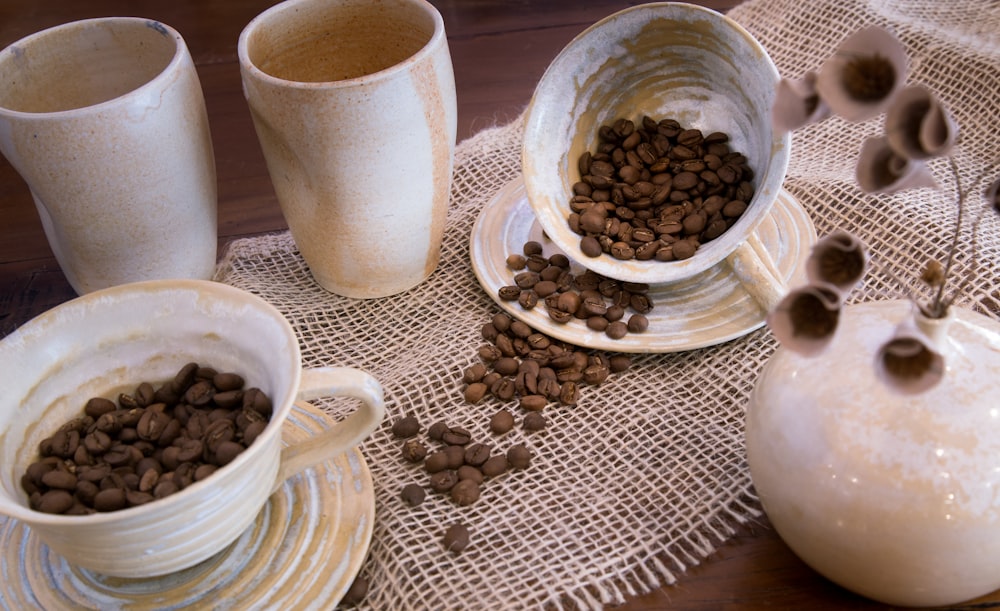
[{"xmin": 470, "ymin": 178, "xmax": 816, "ymax": 353}]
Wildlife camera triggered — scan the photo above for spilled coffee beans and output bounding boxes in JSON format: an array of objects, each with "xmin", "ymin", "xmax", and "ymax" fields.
[{"xmin": 571, "ymin": 116, "xmax": 756, "ymax": 261}]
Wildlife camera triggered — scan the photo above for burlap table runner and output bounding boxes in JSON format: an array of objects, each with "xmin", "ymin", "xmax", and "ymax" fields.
[{"xmin": 215, "ymin": 0, "xmax": 1000, "ymax": 608}]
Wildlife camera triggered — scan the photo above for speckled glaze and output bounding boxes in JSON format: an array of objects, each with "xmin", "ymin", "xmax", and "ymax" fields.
[
  {"xmin": 238, "ymin": 0, "xmax": 457, "ymax": 298},
  {"xmin": 0, "ymin": 18, "xmax": 218, "ymax": 295},
  {"xmin": 747, "ymin": 300, "xmax": 1000, "ymax": 607},
  {"xmin": 0, "ymin": 279, "xmax": 384, "ymax": 578},
  {"xmin": 522, "ymin": 2, "xmax": 789, "ymax": 288}
]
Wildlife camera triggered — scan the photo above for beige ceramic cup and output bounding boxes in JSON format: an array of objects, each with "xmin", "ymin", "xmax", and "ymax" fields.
[
  {"xmin": 0, "ymin": 18, "xmax": 218, "ymax": 295},
  {"xmin": 0, "ymin": 279, "xmax": 385, "ymax": 578},
  {"xmin": 238, "ymin": 0, "xmax": 457, "ymax": 299}
]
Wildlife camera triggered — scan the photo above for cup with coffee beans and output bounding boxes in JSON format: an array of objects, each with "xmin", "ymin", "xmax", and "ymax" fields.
[
  {"xmin": 521, "ymin": 3, "xmax": 791, "ymax": 305},
  {"xmin": 0, "ymin": 279, "xmax": 384, "ymax": 578}
]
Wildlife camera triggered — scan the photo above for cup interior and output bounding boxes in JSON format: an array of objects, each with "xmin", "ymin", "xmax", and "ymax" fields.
[
  {"xmin": 0, "ymin": 18, "xmax": 180, "ymax": 114},
  {"xmin": 0, "ymin": 280, "xmax": 300, "ymax": 518},
  {"xmin": 522, "ymin": 3, "xmax": 789, "ymax": 285},
  {"xmin": 242, "ymin": 0, "xmax": 438, "ymax": 83}
]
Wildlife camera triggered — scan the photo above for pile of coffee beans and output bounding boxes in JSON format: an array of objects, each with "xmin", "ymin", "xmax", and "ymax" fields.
[
  {"xmin": 570, "ymin": 115, "xmax": 755, "ymax": 261},
  {"xmin": 499, "ymin": 240, "xmax": 652, "ymax": 340},
  {"xmin": 466, "ymin": 311, "xmax": 632, "ymax": 411},
  {"xmin": 21, "ymin": 362, "xmax": 273, "ymax": 515}
]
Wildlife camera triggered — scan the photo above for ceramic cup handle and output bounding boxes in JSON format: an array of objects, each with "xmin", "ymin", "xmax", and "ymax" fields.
[
  {"xmin": 274, "ymin": 367, "xmax": 385, "ymax": 488},
  {"xmin": 725, "ymin": 232, "xmax": 787, "ymax": 313}
]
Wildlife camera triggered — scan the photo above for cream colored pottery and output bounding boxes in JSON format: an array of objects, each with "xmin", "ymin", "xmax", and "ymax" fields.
[
  {"xmin": 0, "ymin": 402, "xmax": 374, "ymax": 608},
  {"xmin": 746, "ymin": 299, "xmax": 1000, "ymax": 606},
  {"xmin": 0, "ymin": 18, "xmax": 218, "ymax": 295},
  {"xmin": 522, "ymin": 2, "xmax": 790, "ymax": 292},
  {"xmin": 0, "ymin": 279, "xmax": 385, "ymax": 578},
  {"xmin": 470, "ymin": 178, "xmax": 816, "ymax": 352},
  {"xmin": 238, "ymin": 0, "xmax": 457, "ymax": 299}
]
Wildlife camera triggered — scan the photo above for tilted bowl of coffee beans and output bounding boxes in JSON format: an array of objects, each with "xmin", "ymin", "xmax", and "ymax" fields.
[
  {"xmin": 522, "ymin": 2, "xmax": 790, "ymax": 286},
  {"xmin": 0, "ymin": 279, "xmax": 384, "ymax": 578}
]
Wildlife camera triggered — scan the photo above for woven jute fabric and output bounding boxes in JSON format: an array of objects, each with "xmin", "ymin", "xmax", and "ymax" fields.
[{"xmin": 215, "ymin": 0, "xmax": 1000, "ymax": 608}]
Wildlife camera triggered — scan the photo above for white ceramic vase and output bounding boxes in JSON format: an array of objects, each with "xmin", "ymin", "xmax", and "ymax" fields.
[{"xmin": 746, "ymin": 299, "xmax": 1000, "ymax": 607}]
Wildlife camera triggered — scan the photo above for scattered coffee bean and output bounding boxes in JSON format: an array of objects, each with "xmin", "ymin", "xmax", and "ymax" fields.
[
  {"xmin": 450, "ymin": 479, "xmax": 481, "ymax": 506},
  {"xmin": 443, "ymin": 523, "xmax": 471, "ymax": 553},
  {"xmin": 457, "ymin": 465, "xmax": 484, "ymax": 484},
  {"xmin": 523, "ymin": 412, "xmax": 547, "ymax": 432},
  {"xmin": 429, "ymin": 470, "xmax": 459, "ymax": 493},
  {"xmin": 481, "ymin": 454, "xmax": 508, "ymax": 477},
  {"xmin": 401, "ymin": 439, "xmax": 428, "ymax": 463},
  {"xmin": 489, "ymin": 409, "xmax": 515, "ymax": 434},
  {"xmin": 391, "ymin": 415, "xmax": 421, "ymax": 438},
  {"xmin": 507, "ymin": 444, "xmax": 532, "ymax": 470}
]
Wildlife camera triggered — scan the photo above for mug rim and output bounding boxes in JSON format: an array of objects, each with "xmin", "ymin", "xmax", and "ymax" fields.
[
  {"xmin": 0, "ymin": 17, "xmax": 188, "ymax": 120},
  {"xmin": 0, "ymin": 278, "xmax": 301, "ymax": 526},
  {"xmin": 237, "ymin": 0, "xmax": 446, "ymax": 89}
]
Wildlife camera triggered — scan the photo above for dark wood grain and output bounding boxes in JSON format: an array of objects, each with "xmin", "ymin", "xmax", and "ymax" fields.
[{"xmin": 1, "ymin": 2, "xmax": 998, "ymax": 609}]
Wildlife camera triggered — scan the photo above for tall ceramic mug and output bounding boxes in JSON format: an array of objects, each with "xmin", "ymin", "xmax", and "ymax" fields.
[
  {"xmin": 0, "ymin": 279, "xmax": 385, "ymax": 578},
  {"xmin": 238, "ymin": 0, "xmax": 457, "ymax": 298},
  {"xmin": 0, "ymin": 19, "xmax": 218, "ymax": 295}
]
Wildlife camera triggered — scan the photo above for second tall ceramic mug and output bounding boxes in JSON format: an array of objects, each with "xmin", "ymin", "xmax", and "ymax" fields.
[
  {"xmin": 239, "ymin": 0, "xmax": 458, "ymax": 298},
  {"xmin": 0, "ymin": 18, "xmax": 218, "ymax": 295}
]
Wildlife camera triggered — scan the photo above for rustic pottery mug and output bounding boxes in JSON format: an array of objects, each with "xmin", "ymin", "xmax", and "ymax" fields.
[
  {"xmin": 238, "ymin": 0, "xmax": 457, "ymax": 298},
  {"xmin": 0, "ymin": 279, "xmax": 385, "ymax": 578},
  {"xmin": 0, "ymin": 18, "xmax": 218, "ymax": 295}
]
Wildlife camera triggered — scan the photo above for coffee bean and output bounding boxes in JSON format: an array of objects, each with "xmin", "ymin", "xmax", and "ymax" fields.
[
  {"xmin": 424, "ymin": 451, "xmax": 449, "ymax": 473},
  {"xmin": 523, "ymin": 412, "xmax": 547, "ymax": 432},
  {"xmin": 457, "ymin": 465, "xmax": 484, "ymax": 484},
  {"xmin": 37, "ymin": 490, "xmax": 74, "ymax": 514},
  {"xmin": 343, "ymin": 575, "xmax": 370, "ymax": 606},
  {"xmin": 481, "ymin": 454, "xmax": 508, "ymax": 477},
  {"xmin": 442, "ymin": 427, "xmax": 472, "ymax": 446},
  {"xmin": 444, "ymin": 445, "xmax": 466, "ymax": 469},
  {"xmin": 463, "ymin": 443, "xmax": 491, "ymax": 467},
  {"xmin": 428, "ymin": 421, "xmax": 449, "ymax": 441},
  {"xmin": 401, "ymin": 483, "xmax": 426, "ymax": 507},
  {"xmin": 429, "ymin": 470, "xmax": 458, "ymax": 493},
  {"xmin": 391, "ymin": 415, "xmax": 421, "ymax": 438},
  {"xmin": 450, "ymin": 479, "xmax": 481, "ymax": 506},
  {"xmin": 489, "ymin": 409, "xmax": 515, "ymax": 434},
  {"xmin": 443, "ymin": 523, "xmax": 471, "ymax": 553},
  {"xmin": 507, "ymin": 444, "xmax": 532, "ymax": 470},
  {"xmin": 401, "ymin": 439, "xmax": 428, "ymax": 463}
]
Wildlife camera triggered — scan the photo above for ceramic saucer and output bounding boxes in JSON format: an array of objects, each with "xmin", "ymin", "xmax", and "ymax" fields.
[
  {"xmin": 0, "ymin": 401, "xmax": 374, "ymax": 610},
  {"xmin": 470, "ymin": 178, "xmax": 816, "ymax": 353}
]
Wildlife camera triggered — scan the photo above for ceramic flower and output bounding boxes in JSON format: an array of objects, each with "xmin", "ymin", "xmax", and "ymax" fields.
[
  {"xmin": 815, "ymin": 26, "xmax": 908, "ymax": 122},
  {"xmin": 805, "ymin": 230, "xmax": 868, "ymax": 294},
  {"xmin": 884, "ymin": 85, "xmax": 958, "ymax": 160},
  {"xmin": 766, "ymin": 284, "xmax": 843, "ymax": 356},
  {"xmin": 874, "ymin": 319, "xmax": 945, "ymax": 394},
  {"xmin": 855, "ymin": 134, "xmax": 937, "ymax": 194},
  {"xmin": 772, "ymin": 71, "xmax": 832, "ymax": 132}
]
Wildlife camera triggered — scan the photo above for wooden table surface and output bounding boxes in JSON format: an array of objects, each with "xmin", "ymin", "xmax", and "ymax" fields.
[{"xmin": 1, "ymin": 2, "xmax": 998, "ymax": 609}]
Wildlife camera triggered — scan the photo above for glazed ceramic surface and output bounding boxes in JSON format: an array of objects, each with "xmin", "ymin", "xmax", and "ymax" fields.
[
  {"xmin": 0, "ymin": 279, "xmax": 384, "ymax": 578},
  {"xmin": 747, "ymin": 300, "xmax": 1000, "ymax": 606},
  {"xmin": 522, "ymin": 2, "xmax": 789, "ymax": 286},
  {"xmin": 470, "ymin": 178, "xmax": 815, "ymax": 352},
  {"xmin": 0, "ymin": 18, "xmax": 217, "ymax": 295},
  {"xmin": 238, "ymin": 0, "xmax": 457, "ymax": 298},
  {"xmin": 0, "ymin": 402, "xmax": 374, "ymax": 609}
]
